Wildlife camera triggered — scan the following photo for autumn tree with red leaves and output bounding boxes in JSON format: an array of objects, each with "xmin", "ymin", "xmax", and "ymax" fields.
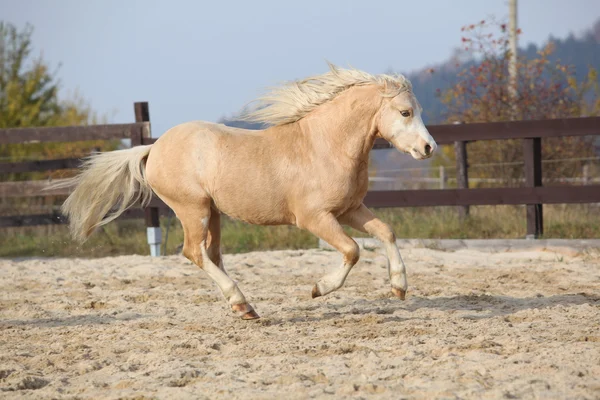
[{"xmin": 434, "ymin": 20, "xmax": 600, "ymax": 186}]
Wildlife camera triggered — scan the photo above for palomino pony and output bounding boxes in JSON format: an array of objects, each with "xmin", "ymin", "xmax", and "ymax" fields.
[{"xmin": 61, "ymin": 64, "xmax": 437, "ymax": 320}]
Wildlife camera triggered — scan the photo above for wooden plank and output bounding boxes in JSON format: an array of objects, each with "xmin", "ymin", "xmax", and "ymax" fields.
[
  {"xmin": 0, "ymin": 213, "xmax": 64, "ymax": 227},
  {"xmin": 372, "ymin": 117, "xmax": 599, "ymax": 149},
  {"xmin": 134, "ymin": 102, "xmax": 150, "ymax": 127},
  {"xmin": 0, "ymin": 158, "xmax": 83, "ymax": 174},
  {"xmin": 0, "ymin": 179, "xmax": 72, "ymax": 197},
  {"xmin": 524, "ymin": 138, "xmax": 543, "ymax": 237},
  {"xmin": 429, "ymin": 116, "xmax": 600, "ymax": 145},
  {"xmin": 1, "ymin": 117, "xmax": 597, "ymax": 147},
  {"xmin": 523, "ymin": 138, "xmax": 543, "ymax": 187},
  {"xmin": 0, "ymin": 180, "xmax": 174, "ymax": 206},
  {"xmin": 133, "ymin": 102, "xmax": 160, "ymax": 230},
  {"xmin": 0, "ymin": 122, "xmax": 148, "ymax": 144},
  {"xmin": 363, "ymin": 186, "xmax": 600, "ymax": 208},
  {"xmin": 130, "ymin": 121, "xmax": 143, "ymax": 147},
  {"xmin": 0, "ymin": 207, "xmax": 173, "ymax": 228},
  {"xmin": 455, "ymin": 141, "xmax": 469, "ymax": 219},
  {"xmin": 2, "ymin": 184, "xmax": 600, "ymax": 227},
  {"xmin": 4, "ymin": 180, "xmax": 599, "ymax": 208}
]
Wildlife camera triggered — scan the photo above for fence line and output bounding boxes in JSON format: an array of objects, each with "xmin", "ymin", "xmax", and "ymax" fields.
[
  {"xmin": 376, "ymin": 156, "xmax": 600, "ymax": 174},
  {"xmin": 1, "ymin": 112, "xmax": 600, "ymax": 252},
  {"xmin": 369, "ymin": 174, "xmax": 600, "ymax": 191}
]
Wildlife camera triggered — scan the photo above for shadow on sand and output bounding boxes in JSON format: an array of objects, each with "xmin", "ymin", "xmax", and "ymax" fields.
[
  {"xmin": 403, "ymin": 292, "xmax": 599, "ymax": 317},
  {"xmin": 0, "ymin": 312, "xmax": 147, "ymax": 329},
  {"xmin": 265, "ymin": 292, "xmax": 599, "ymax": 324},
  {"xmin": 2, "ymin": 294, "xmax": 597, "ymax": 327}
]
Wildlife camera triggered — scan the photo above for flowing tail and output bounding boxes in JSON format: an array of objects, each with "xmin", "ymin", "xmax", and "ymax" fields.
[{"xmin": 58, "ymin": 145, "xmax": 154, "ymax": 242}]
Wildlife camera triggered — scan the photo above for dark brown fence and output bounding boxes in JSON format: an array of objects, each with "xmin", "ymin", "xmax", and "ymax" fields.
[
  {"xmin": 0, "ymin": 102, "xmax": 160, "ymax": 229},
  {"xmin": 1, "ymin": 103, "xmax": 599, "ymax": 240},
  {"xmin": 370, "ymin": 116, "xmax": 600, "ymax": 237}
]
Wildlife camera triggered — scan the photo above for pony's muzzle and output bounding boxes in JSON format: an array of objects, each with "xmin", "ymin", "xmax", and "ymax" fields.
[
  {"xmin": 412, "ymin": 137, "xmax": 437, "ymax": 159},
  {"xmin": 424, "ymin": 144, "xmax": 432, "ymax": 156}
]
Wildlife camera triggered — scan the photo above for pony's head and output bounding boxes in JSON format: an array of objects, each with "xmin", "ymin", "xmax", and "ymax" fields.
[
  {"xmin": 240, "ymin": 63, "xmax": 437, "ymax": 160},
  {"xmin": 377, "ymin": 90, "xmax": 437, "ymax": 160}
]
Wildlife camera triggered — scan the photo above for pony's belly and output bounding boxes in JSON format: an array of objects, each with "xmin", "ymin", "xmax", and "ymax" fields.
[{"xmin": 212, "ymin": 196, "xmax": 293, "ymax": 226}]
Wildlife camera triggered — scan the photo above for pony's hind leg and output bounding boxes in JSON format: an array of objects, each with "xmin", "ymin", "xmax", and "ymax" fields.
[
  {"xmin": 299, "ymin": 212, "xmax": 360, "ymax": 298},
  {"xmin": 339, "ymin": 203, "xmax": 407, "ymax": 299},
  {"xmin": 178, "ymin": 202, "xmax": 259, "ymax": 320},
  {"xmin": 206, "ymin": 210, "xmax": 224, "ymax": 271}
]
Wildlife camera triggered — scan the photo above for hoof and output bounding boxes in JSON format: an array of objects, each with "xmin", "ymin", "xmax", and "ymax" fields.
[
  {"xmin": 241, "ymin": 309, "xmax": 260, "ymax": 320},
  {"xmin": 311, "ymin": 285, "xmax": 322, "ymax": 299},
  {"xmin": 391, "ymin": 287, "xmax": 406, "ymax": 300},
  {"xmin": 232, "ymin": 303, "xmax": 260, "ymax": 320}
]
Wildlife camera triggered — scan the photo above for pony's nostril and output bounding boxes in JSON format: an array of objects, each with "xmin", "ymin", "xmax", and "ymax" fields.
[{"xmin": 424, "ymin": 144, "xmax": 432, "ymax": 155}]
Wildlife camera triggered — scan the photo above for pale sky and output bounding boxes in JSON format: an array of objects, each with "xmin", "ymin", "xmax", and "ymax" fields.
[{"xmin": 3, "ymin": 0, "xmax": 599, "ymax": 137}]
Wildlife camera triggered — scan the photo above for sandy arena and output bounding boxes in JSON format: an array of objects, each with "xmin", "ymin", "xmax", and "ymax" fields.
[{"xmin": 1, "ymin": 245, "xmax": 599, "ymax": 399}]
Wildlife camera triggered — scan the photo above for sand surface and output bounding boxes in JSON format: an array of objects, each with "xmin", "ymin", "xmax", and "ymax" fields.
[{"xmin": 1, "ymin": 245, "xmax": 599, "ymax": 399}]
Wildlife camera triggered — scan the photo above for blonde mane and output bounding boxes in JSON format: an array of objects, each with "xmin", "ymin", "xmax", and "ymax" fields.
[{"xmin": 241, "ymin": 63, "xmax": 413, "ymax": 126}]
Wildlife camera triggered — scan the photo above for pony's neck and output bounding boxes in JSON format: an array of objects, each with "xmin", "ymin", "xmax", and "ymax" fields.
[{"xmin": 298, "ymin": 85, "xmax": 381, "ymax": 163}]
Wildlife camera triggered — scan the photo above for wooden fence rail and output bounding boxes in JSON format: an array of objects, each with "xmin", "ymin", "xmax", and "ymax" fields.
[
  {"xmin": 1, "ymin": 106, "xmax": 599, "ymax": 251},
  {"xmin": 0, "ymin": 122, "xmax": 148, "ymax": 144}
]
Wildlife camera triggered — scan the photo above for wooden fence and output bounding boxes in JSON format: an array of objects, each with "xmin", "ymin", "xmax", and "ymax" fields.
[
  {"xmin": 0, "ymin": 102, "xmax": 158, "ymax": 229},
  {"xmin": 1, "ymin": 103, "xmax": 599, "ymax": 245},
  {"xmin": 369, "ymin": 116, "xmax": 600, "ymax": 237}
]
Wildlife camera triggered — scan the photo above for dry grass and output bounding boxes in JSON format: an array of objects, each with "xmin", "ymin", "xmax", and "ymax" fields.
[
  {"xmin": 372, "ymin": 204, "xmax": 600, "ymax": 240},
  {"xmin": 1, "ymin": 204, "xmax": 599, "ymax": 258}
]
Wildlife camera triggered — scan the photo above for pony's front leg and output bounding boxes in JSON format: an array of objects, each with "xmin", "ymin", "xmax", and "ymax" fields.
[
  {"xmin": 300, "ymin": 213, "xmax": 360, "ymax": 298},
  {"xmin": 339, "ymin": 204, "xmax": 408, "ymax": 299}
]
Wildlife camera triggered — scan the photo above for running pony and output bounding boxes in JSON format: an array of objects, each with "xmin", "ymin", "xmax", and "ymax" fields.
[{"xmin": 61, "ymin": 64, "xmax": 437, "ymax": 319}]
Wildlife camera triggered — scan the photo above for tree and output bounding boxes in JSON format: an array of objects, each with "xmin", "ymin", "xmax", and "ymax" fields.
[
  {"xmin": 433, "ymin": 20, "xmax": 600, "ymax": 186},
  {"xmin": 0, "ymin": 21, "xmax": 117, "ymax": 182}
]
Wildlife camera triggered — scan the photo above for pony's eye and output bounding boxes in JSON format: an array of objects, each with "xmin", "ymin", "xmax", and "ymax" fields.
[{"xmin": 401, "ymin": 111, "xmax": 411, "ymax": 118}]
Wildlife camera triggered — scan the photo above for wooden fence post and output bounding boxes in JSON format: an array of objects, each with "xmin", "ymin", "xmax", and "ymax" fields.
[
  {"xmin": 439, "ymin": 166, "xmax": 447, "ymax": 189},
  {"xmin": 583, "ymin": 164, "xmax": 591, "ymax": 185},
  {"xmin": 454, "ymin": 140, "xmax": 469, "ymax": 219},
  {"xmin": 523, "ymin": 137, "xmax": 543, "ymax": 238},
  {"xmin": 133, "ymin": 102, "xmax": 161, "ymax": 256}
]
